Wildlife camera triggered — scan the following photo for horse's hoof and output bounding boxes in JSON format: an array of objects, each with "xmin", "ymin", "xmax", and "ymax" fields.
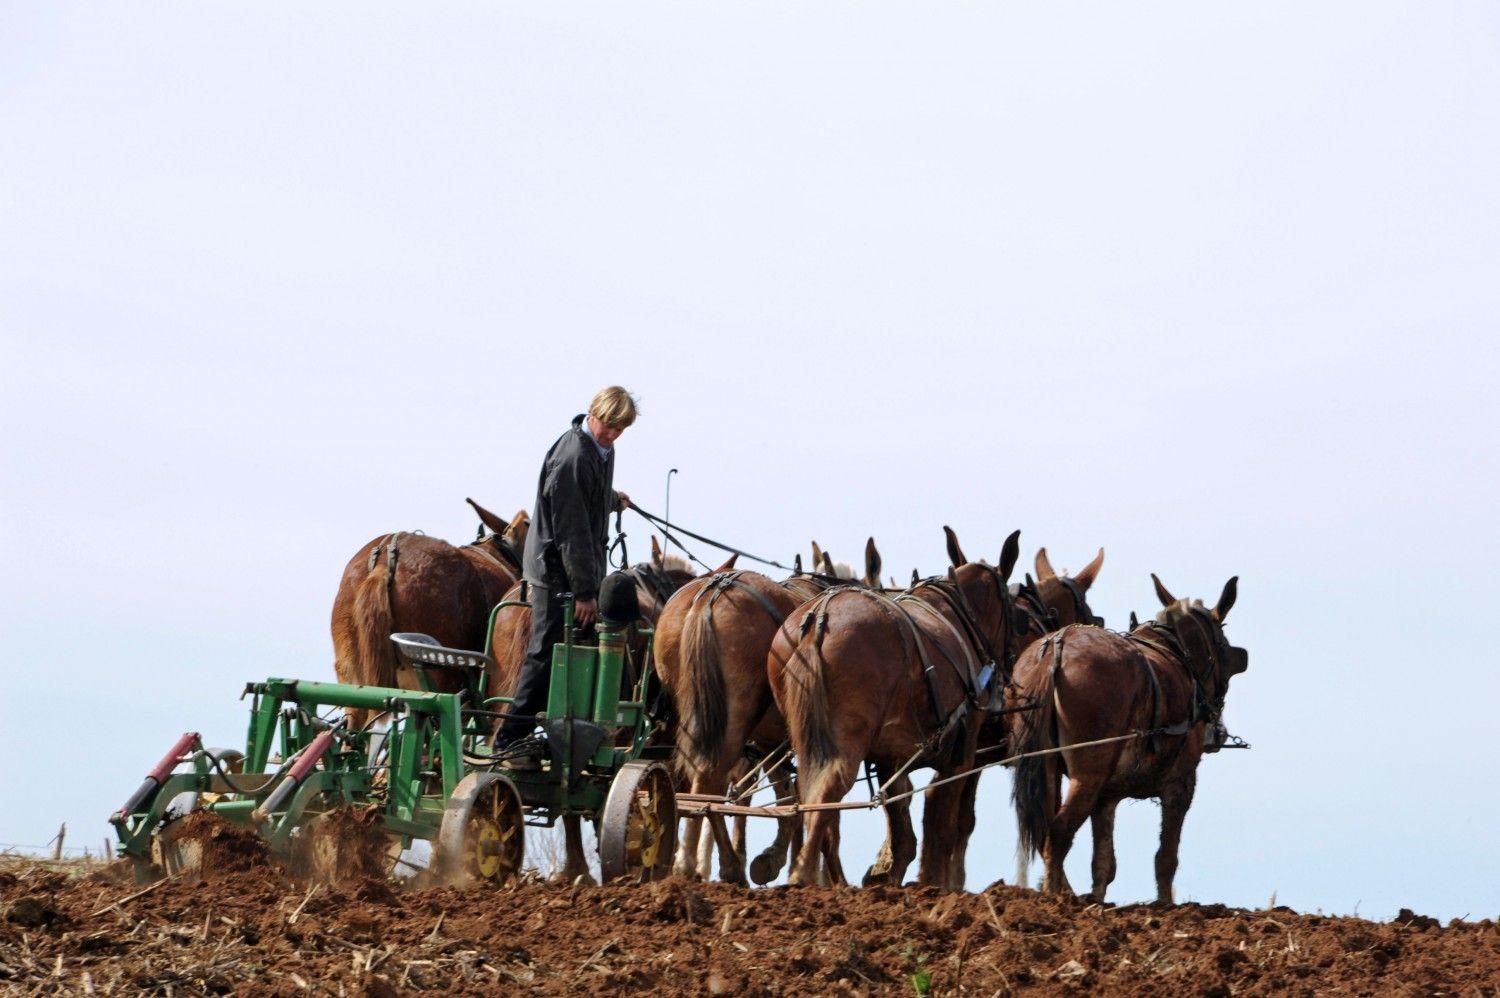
[
  {"xmin": 861, "ymin": 866, "xmax": 891, "ymax": 888},
  {"xmin": 748, "ymin": 854, "xmax": 780, "ymax": 886}
]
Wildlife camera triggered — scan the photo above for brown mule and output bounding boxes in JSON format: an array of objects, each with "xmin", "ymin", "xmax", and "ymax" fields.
[
  {"xmin": 654, "ymin": 567, "xmax": 802, "ymax": 884},
  {"xmin": 329, "ymin": 500, "xmax": 528, "ymax": 729},
  {"xmin": 485, "ymin": 541, "xmax": 704, "ymax": 883},
  {"xmin": 658, "ymin": 539, "xmax": 887, "ymax": 884},
  {"xmin": 1009, "ymin": 575, "xmax": 1247, "ymax": 903},
  {"xmin": 771, "ymin": 529, "xmax": 1034, "ymax": 888},
  {"xmin": 865, "ymin": 544, "xmax": 1108, "ymax": 890}
]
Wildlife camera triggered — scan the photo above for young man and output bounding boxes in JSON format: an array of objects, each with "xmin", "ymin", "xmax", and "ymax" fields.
[{"xmin": 497, "ymin": 387, "xmax": 637, "ymax": 765}]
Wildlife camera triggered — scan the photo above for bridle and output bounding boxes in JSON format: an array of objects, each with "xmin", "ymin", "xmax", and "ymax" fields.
[
  {"xmin": 905, "ymin": 562, "xmax": 1026, "ymax": 690},
  {"xmin": 1131, "ymin": 603, "xmax": 1234, "ymax": 724},
  {"xmin": 471, "ymin": 528, "xmax": 524, "ymax": 576}
]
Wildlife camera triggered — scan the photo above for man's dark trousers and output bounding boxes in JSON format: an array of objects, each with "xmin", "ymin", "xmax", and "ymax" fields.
[{"xmin": 497, "ymin": 585, "xmax": 568, "ymax": 746}]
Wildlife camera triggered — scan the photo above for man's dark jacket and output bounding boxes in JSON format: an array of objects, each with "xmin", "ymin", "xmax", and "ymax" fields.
[{"xmin": 521, "ymin": 414, "xmax": 615, "ymax": 601}]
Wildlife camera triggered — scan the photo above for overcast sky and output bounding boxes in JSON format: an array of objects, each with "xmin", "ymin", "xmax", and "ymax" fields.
[{"xmin": 3, "ymin": 3, "xmax": 1497, "ymax": 920}]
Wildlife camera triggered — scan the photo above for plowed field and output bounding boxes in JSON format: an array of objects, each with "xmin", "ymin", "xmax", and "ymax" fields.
[{"xmin": 2, "ymin": 851, "xmax": 1495, "ymax": 995}]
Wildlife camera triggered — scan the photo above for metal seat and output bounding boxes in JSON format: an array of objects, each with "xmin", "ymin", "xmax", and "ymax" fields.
[{"xmin": 389, "ymin": 632, "xmax": 495, "ymax": 675}]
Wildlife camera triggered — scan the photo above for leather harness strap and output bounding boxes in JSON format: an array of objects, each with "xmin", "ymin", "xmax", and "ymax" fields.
[
  {"xmin": 369, "ymin": 532, "xmax": 405, "ymax": 594},
  {"xmin": 1127, "ymin": 616, "xmax": 1212, "ymax": 735},
  {"xmin": 691, "ymin": 570, "xmax": 786, "ymax": 625},
  {"xmin": 894, "ymin": 594, "xmax": 983, "ymax": 711},
  {"xmin": 1058, "ymin": 576, "xmax": 1105, "ymax": 627}
]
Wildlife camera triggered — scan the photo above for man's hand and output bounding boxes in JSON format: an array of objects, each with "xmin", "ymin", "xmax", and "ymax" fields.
[
  {"xmin": 575, "ymin": 598, "xmax": 598, "ymax": 631},
  {"xmin": 615, "ymin": 491, "xmax": 631, "ymax": 511}
]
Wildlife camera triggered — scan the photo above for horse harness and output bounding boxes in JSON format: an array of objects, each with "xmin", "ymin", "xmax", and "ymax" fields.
[
  {"xmin": 887, "ymin": 568, "xmax": 1020, "ymax": 735},
  {"xmin": 625, "ymin": 562, "xmax": 688, "ymax": 614},
  {"xmin": 1124, "ymin": 606, "xmax": 1232, "ymax": 749},
  {"xmin": 368, "ymin": 531, "xmax": 425, "ymax": 598},
  {"xmin": 690, "ymin": 570, "xmax": 787, "ymax": 625}
]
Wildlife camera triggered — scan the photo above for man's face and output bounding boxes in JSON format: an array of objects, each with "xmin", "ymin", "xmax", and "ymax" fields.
[{"xmin": 587, "ymin": 414, "xmax": 626, "ymax": 448}]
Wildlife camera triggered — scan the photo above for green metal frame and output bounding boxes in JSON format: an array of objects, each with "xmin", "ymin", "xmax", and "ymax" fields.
[{"xmin": 111, "ymin": 596, "xmax": 661, "ymax": 880}]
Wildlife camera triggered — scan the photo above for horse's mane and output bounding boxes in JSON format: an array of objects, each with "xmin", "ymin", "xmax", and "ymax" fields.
[
  {"xmin": 657, "ymin": 553, "xmax": 691, "ymax": 575},
  {"xmin": 1155, "ymin": 598, "xmax": 1206, "ymax": 623}
]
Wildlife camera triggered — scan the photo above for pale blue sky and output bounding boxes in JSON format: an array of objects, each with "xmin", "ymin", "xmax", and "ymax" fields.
[{"xmin": 2, "ymin": 3, "xmax": 1497, "ymax": 919}]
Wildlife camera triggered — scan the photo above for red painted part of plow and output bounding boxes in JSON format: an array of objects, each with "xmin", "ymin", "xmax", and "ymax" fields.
[{"xmin": 113, "ymin": 731, "xmax": 201, "ymax": 822}]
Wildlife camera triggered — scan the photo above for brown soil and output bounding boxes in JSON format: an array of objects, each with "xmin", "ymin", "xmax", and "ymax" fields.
[
  {"xmin": 0, "ymin": 855, "xmax": 1495, "ymax": 995},
  {"xmin": 291, "ymin": 808, "xmax": 400, "ymax": 886},
  {"xmin": 161, "ymin": 810, "xmax": 283, "ymax": 879}
]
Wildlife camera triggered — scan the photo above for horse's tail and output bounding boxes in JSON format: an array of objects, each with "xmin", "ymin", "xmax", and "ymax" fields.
[
  {"xmin": 1012, "ymin": 662, "xmax": 1058, "ymax": 886},
  {"xmin": 674, "ymin": 601, "xmax": 729, "ymax": 783},
  {"xmin": 352, "ymin": 545, "xmax": 400, "ymax": 693},
  {"xmin": 780, "ymin": 613, "xmax": 843, "ymax": 798}
]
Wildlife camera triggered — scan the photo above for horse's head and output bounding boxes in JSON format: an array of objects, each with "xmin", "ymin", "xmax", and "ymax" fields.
[
  {"xmin": 629, "ymin": 537, "xmax": 698, "ymax": 616},
  {"xmin": 809, "ymin": 540, "xmax": 854, "ymax": 581},
  {"xmin": 1150, "ymin": 574, "xmax": 1248, "ymax": 701},
  {"xmin": 942, "ymin": 526, "xmax": 1029, "ymax": 654},
  {"xmin": 1027, "ymin": 546, "xmax": 1106, "ymax": 629},
  {"xmin": 466, "ymin": 498, "xmax": 529, "ymax": 572}
]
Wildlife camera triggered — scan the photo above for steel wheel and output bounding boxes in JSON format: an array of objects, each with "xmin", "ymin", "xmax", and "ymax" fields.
[
  {"xmin": 599, "ymin": 760, "xmax": 677, "ymax": 883},
  {"xmin": 435, "ymin": 773, "xmax": 525, "ymax": 887}
]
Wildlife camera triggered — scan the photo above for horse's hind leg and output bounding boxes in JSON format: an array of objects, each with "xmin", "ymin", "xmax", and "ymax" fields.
[
  {"xmin": 947, "ymin": 772, "xmax": 981, "ymax": 891},
  {"xmin": 1154, "ymin": 774, "xmax": 1196, "ymax": 904},
  {"xmin": 557, "ymin": 816, "xmax": 596, "ymax": 884},
  {"xmin": 1089, "ymin": 797, "xmax": 1121, "ymax": 902},
  {"xmin": 918, "ymin": 766, "xmax": 974, "ymax": 889},
  {"xmin": 789, "ymin": 758, "xmax": 857, "ymax": 886},
  {"xmin": 731, "ymin": 813, "xmax": 747, "ymax": 870},
  {"xmin": 862, "ymin": 765, "xmax": 916, "ymax": 887},
  {"xmin": 674, "ymin": 775, "xmax": 708, "ymax": 879},
  {"xmin": 749, "ymin": 759, "xmax": 799, "ymax": 885},
  {"xmin": 1043, "ymin": 776, "xmax": 1104, "ymax": 895}
]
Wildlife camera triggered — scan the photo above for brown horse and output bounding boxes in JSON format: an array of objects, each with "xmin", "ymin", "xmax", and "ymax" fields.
[
  {"xmin": 485, "ymin": 539, "xmax": 702, "ymax": 882},
  {"xmin": 863, "ymin": 543, "xmax": 1108, "ymax": 890},
  {"xmin": 330, "ymin": 499, "xmax": 528, "ymax": 728},
  {"xmin": 658, "ymin": 539, "xmax": 886, "ymax": 884},
  {"xmin": 1009, "ymin": 574, "xmax": 1246, "ymax": 902},
  {"xmin": 770, "ymin": 529, "xmax": 1034, "ymax": 888}
]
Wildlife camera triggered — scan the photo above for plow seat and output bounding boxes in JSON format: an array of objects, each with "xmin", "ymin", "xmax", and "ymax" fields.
[{"xmin": 390, "ymin": 633, "xmax": 494, "ymax": 694}]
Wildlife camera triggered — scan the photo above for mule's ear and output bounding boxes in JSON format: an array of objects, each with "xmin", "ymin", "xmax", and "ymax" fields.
[
  {"xmin": 864, "ymin": 538, "xmax": 882, "ymax": 585},
  {"xmin": 1215, "ymin": 576, "xmax": 1239, "ymax": 620},
  {"xmin": 819, "ymin": 552, "xmax": 836, "ymax": 576},
  {"xmin": 650, "ymin": 535, "xmax": 663, "ymax": 567},
  {"xmin": 713, "ymin": 553, "xmax": 739, "ymax": 572},
  {"xmin": 507, "ymin": 509, "xmax": 530, "ymax": 535},
  {"xmin": 943, "ymin": 526, "xmax": 968, "ymax": 567},
  {"xmin": 998, "ymin": 530, "xmax": 1021, "ymax": 582},
  {"xmin": 1151, "ymin": 573, "xmax": 1176, "ymax": 607},
  {"xmin": 1074, "ymin": 548, "xmax": 1105, "ymax": 590},
  {"xmin": 811, "ymin": 540, "xmax": 824, "ymax": 570},
  {"xmin": 466, "ymin": 497, "xmax": 510, "ymax": 535},
  {"xmin": 1034, "ymin": 548, "xmax": 1057, "ymax": 581}
]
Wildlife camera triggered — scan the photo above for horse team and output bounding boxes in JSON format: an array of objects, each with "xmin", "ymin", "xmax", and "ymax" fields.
[{"xmin": 331, "ymin": 498, "xmax": 1248, "ymax": 904}]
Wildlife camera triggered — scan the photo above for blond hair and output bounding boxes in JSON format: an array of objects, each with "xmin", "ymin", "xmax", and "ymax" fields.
[{"xmin": 588, "ymin": 386, "xmax": 639, "ymax": 428}]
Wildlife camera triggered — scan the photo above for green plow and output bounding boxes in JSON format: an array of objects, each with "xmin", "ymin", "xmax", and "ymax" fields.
[{"xmin": 110, "ymin": 596, "xmax": 676, "ymax": 887}]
